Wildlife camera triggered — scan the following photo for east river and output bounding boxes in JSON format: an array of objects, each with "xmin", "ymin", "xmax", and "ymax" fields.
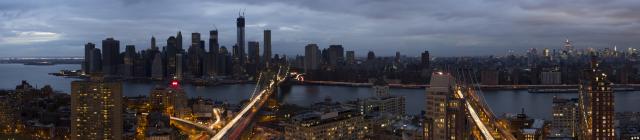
[{"xmin": 1, "ymin": 64, "xmax": 639, "ymax": 119}]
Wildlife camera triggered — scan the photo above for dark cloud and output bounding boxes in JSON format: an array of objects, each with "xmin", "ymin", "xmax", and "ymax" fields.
[{"xmin": 1, "ymin": 0, "xmax": 640, "ymax": 57}]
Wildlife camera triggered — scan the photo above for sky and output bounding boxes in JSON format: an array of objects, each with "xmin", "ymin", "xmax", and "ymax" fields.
[{"xmin": 1, "ymin": 0, "xmax": 640, "ymax": 57}]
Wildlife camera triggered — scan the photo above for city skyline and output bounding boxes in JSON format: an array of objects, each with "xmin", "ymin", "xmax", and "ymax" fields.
[{"xmin": 2, "ymin": 0, "xmax": 640, "ymax": 57}]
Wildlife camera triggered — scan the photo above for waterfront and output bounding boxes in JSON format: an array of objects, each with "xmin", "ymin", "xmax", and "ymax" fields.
[{"xmin": 1, "ymin": 64, "xmax": 639, "ymax": 119}]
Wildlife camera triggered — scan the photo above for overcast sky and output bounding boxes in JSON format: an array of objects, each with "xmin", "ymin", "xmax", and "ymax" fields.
[{"xmin": 1, "ymin": 0, "xmax": 640, "ymax": 57}]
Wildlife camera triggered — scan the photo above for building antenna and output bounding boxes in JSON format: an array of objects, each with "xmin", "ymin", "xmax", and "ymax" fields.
[{"xmin": 213, "ymin": 24, "xmax": 217, "ymax": 30}]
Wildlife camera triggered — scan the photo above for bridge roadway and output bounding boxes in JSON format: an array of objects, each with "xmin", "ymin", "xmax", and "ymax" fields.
[
  {"xmin": 455, "ymin": 86, "xmax": 516, "ymax": 140},
  {"xmin": 211, "ymin": 66, "xmax": 289, "ymax": 140}
]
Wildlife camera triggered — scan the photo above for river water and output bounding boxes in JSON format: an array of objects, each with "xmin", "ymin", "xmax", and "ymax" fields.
[{"xmin": 1, "ymin": 64, "xmax": 638, "ymax": 119}]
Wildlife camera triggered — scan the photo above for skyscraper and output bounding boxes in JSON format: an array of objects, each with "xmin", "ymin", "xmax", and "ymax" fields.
[
  {"xmin": 70, "ymin": 76, "xmax": 123, "ymax": 140},
  {"xmin": 367, "ymin": 51, "xmax": 375, "ymax": 61},
  {"xmin": 123, "ymin": 45, "xmax": 136, "ymax": 77},
  {"xmin": 187, "ymin": 44, "xmax": 204, "ymax": 78},
  {"xmin": 248, "ymin": 41, "xmax": 260, "ymax": 65},
  {"xmin": 101, "ymin": 38, "xmax": 120, "ymax": 76},
  {"xmin": 346, "ymin": 51, "xmax": 355, "ymax": 65},
  {"xmin": 166, "ymin": 36, "xmax": 178, "ymax": 78},
  {"xmin": 421, "ymin": 50, "xmax": 430, "ymax": 69},
  {"xmin": 207, "ymin": 30, "xmax": 219, "ymax": 77},
  {"xmin": 151, "ymin": 53, "xmax": 164, "ymax": 80},
  {"xmin": 235, "ymin": 13, "xmax": 246, "ymax": 64},
  {"xmin": 304, "ymin": 44, "xmax": 320, "ymax": 72},
  {"xmin": 578, "ymin": 55, "xmax": 615, "ymax": 140},
  {"xmin": 89, "ymin": 48, "xmax": 102, "ymax": 74},
  {"xmin": 177, "ymin": 31, "xmax": 183, "ymax": 51},
  {"xmin": 151, "ymin": 36, "xmax": 157, "ymax": 50},
  {"xmin": 263, "ymin": 30, "xmax": 271, "ymax": 66},
  {"xmin": 191, "ymin": 32, "xmax": 201, "ymax": 49},
  {"xmin": 247, "ymin": 41, "xmax": 260, "ymax": 76},
  {"xmin": 328, "ymin": 45, "xmax": 344, "ymax": 66},
  {"xmin": 83, "ymin": 42, "xmax": 95, "ymax": 74}
]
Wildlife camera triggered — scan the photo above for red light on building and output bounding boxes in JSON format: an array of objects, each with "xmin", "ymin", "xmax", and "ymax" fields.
[{"xmin": 171, "ymin": 80, "xmax": 179, "ymax": 87}]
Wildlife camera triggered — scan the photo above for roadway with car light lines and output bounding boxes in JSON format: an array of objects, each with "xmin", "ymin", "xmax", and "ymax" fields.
[{"xmin": 168, "ymin": 65, "xmax": 290, "ymax": 140}]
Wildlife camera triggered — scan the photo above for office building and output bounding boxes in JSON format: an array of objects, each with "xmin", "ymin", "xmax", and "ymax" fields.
[
  {"xmin": 263, "ymin": 30, "xmax": 272, "ymax": 66},
  {"xmin": 247, "ymin": 41, "xmax": 260, "ymax": 76},
  {"xmin": 235, "ymin": 13, "xmax": 246, "ymax": 64},
  {"xmin": 166, "ymin": 36, "xmax": 178, "ymax": 78},
  {"xmin": 177, "ymin": 31, "xmax": 183, "ymax": 51},
  {"xmin": 346, "ymin": 51, "xmax": 355, "ymax": 65},
  {"xmin": 421, "ymin": 50, "xmax": 430, "ymax": 69},
  {"xmin": 102, "ymin": 38, "xmax": 120, "ymax": 75},
  {"xmin": 304, "ymin": 44, "xmax": 320, "ymax": 72},
  {"xmin": 367, "ymin": 51, "xmax": 375, "ymax": 61},
  {"xmin": 328, "ymin": 45, "xmax": 344, "ymax": 66},
  {"xmin": 191, "ymin": 32, "xmax": 201, "ymax": 50},
  {"xmin": 550, "ymin": 97, "xmax": 579, "ymax": 138},
  {"xmin": 151, "ymin": 53, "xmax": 164, "ymax": 80},
  {"xmin": 70, "ymin": 76, "xmax": 123, "ymax": 140},
  {"xmin": 83, "ymin": 42, "xmax": 96, "ymax": 74},
  {"xmin": 207, "ymin": 30, "xmax": 219, "ymax": 77},
  {"xmin": 122, "ymin": 45, "xmax": 136, "ymax": 77}
]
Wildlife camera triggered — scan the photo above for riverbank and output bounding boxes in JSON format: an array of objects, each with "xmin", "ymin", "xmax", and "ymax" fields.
[{"xmin": 299, "ymin": 80, "xmax": 640, "ymax": 92}]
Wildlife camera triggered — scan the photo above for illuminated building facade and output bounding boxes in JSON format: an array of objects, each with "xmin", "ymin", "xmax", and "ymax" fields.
[
  {"xmin": 284, "ymin": 110, "xmax": 367, "ymax": 140},
  {"xmin": 578, "ymin": 55, "xmax": 615, "ymax": 140},
  {"xmin": 70, "ymin": 76, "xmax": 123, "ymax": 140},
  {"xmin": 149, "ymin": 82, "xmax": 188, "ymax": 118},
  {"xmin": 550, "ymin": 97, "xmax": 579, "ymax": 138},
  {"xmin": 425, "ymin": 72, "xmax": 467, "ymax": 140}
]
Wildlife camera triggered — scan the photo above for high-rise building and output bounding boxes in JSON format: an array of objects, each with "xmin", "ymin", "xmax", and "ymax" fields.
[
  {"xmin": 304, "ymin": 44, "xmax": 320, "ymax": 72},
  {"xmin": 101, "ymin": 38, "xmax": 120, "ymax": 75},
  {"xmin": 395, "ymin": 51, "xmax": 401, "ymax": 63},
  {"xmin": 187, "ymin": 33, "xmax": 205, "ymax": 78},
  {"xmin": 122, "ymin": 45, "xmax": 136, "ymax": 77},
  {"xmin": 149, "ymin": 82, "xmax": 188, "ymax": 117},
  {"xmin": 425, "ymin": 72, "xmax": 466, "ymax": 140},
  {"xmin": 235, "ymin": 13, "xmax": 246, "ymax": 64},
  {"xmin": 563, "ymin": 39, "xmax": 573, "ymax": 54},
  {"xmin": 83, "ymin": 42, "xmax": 96, "ymax": 74},
  {"xmin": 263, "ymin": 30, "xmax": 272, "ymax": 66},
  {"xmin": 89, "ymin": 48, "xmax": 102, "ymax": 74},
  {"xmin": 578, "ymin": 55, "xmax": 615, "ymax": 140},
  {"xmin": 191, "ymin": 32, "xmax": 201, "ymax": 49},
  {"xmin": 346, "ymin": 51, "xmax": 355, "ymax": 65},
  {"xmin": 176, "ymin": 53, "xmax": 184, "ymax": 79},
  {"xmin": 151, "ymin": 36, "xmax": 157, "ymax": 50},
  {"xmin": 328, "ymin": 45, "xmax": 344, "ymax": 66},
  {"xmin": 166, "ymin": 36, "xmax": 178, "ymax": 78},
  {"xmin": 177, "ymin": 31, "xmax": 183, "ymax": 51},
  {"xmin": 359, "ymin": 78, "xmax": 405, "ymax": 116},
  {"xmin": 207, "ymin": 30, "xmax": 219, "ymax": 77},
  {"xmin": 151, "ymin": 53, "xmax": 164, "ymax": 80},
  {"xmin": 218, "ymin": 46, "xmax": 231, "ymax": 75},
  {"xmin": 70, "ymin": 76, "xmax": 123, "ymax": 140},
  {"xmin": 421, "ymin": 50, "xmax": 430, "ymax": 69},
  {"xmin": 367, "ymin": 51, "xmax": 375, "ymax": 61},
  {"xmin": 550, "ymin": 97, "xmax": 579, "ymax": 138},
  {"xmin": 247, "ymin": 41, "xmax": 260, "ymax": 76}
]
